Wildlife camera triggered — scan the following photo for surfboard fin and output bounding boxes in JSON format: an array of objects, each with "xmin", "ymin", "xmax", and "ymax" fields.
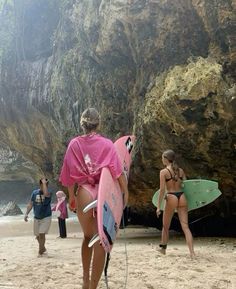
[
  {"xmin": 83, "ymin": 200, "xmax": 98, "ymax": 213},
  {"xmin": 88, "ymin": 233, "xmax": 100, "ymax": 248}
]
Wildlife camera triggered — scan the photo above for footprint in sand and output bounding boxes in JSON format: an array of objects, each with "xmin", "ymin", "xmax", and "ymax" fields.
[
  {"xmin": 211, "ymin": 279, "xmax": 231, "ymax": 289},
  {"xmin": 145, "ymin": 284, "xmax": 155, "ymax": 289},
  {"xmin": 192, "ymin": 268, "xmax": 204, "ymax": 273}
]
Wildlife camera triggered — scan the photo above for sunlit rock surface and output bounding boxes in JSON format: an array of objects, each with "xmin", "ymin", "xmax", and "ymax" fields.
[{"xmin": 0, "ymin": 0, "xmax": 235, "ymax": 234}]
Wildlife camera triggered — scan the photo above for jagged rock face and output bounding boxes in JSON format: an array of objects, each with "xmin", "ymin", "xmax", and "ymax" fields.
[
  {"xmin": 0, "ymin": 0, "xmax": 63, "ymax": 183},
  {"xmin": 0, "ymin": 107, "xmax": 62, "ymax": 182},
  {"xmin": 0, "ymin": 0, "xmax": 235, "ymax": 230},
  {"xmin": 0, "ymin": 201, "xmax": 23, "ymax": 216}
]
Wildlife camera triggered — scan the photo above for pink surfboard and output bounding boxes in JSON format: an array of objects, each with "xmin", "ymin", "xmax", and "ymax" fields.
[{"xmin": 96, "ymin": 135, "xmax": 135, "ymax": 253}]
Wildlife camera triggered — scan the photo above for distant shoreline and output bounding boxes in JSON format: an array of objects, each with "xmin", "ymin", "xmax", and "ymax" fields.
[{"xmin": 0, "ymin": 214, "xmax": 80, "ymax": 238}]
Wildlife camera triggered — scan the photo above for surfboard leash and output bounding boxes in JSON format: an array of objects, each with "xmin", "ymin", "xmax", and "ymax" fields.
[
  {"xmin": 121, "ymin": 212, "xmax": 129, "ymax": 289},
  {"xmin": 188, "ymin": 214, "xmax": 214, "ymax": 225},
  {"xmin": 103, "ymin": 214, "xmax": 129, "ymax": 289},
  {"xmin": 104, "ymin": 252, "xmax": 110, "ymax": 289},
  {"xmin": 174, "ymin": 213, "xmax": 214, "ymax": 225}
]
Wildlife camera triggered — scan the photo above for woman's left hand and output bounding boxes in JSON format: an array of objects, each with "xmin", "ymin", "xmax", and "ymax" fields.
[
  {"xmin": 69, "ymin": 197, "xmax": 77, "ymax": 213},
  {"xmin": 156, "ymin": 208, "xmax": 161, "ymax": 218}
]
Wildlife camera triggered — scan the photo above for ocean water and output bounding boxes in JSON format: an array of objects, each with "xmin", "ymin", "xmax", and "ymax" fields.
[
  {"xmin": 0, "ymin": 203, "xmax": 77, "ymax": 223},
  {"xmin": 0, "ymin": 204, "xmax": 81, "ymax": 238}
]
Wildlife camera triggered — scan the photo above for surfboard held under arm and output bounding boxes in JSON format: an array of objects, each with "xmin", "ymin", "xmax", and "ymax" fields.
[
  {"xmin": 152, "ymin": 179, "xmax": 222, "ymax": 212},
  {"xmin": 84, "ymin": 135, "xmax": 135, "ymax": 252}
]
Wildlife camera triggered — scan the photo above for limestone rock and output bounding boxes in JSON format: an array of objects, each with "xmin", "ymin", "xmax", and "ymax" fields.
[
  {"xmin": 134, "ymin": 57, "xmax": 235, "ymax": 192},
  {"xmin": 0, "ymin": 201, "xmax": 23, "ymax": 216},
  {"xmin": 129, "ymin": 56, "xmax": 236, "ymax": 233}
]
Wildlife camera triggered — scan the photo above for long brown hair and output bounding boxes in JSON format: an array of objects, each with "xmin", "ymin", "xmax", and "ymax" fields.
[{"xmin": 163, "ymin": 149, "xmax": 179, "ymax": 181}]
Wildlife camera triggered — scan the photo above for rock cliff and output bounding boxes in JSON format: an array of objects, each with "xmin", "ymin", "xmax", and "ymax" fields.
[{"xmin": 0, "ymin": 0, "xmax": 235, "ymax": 234}]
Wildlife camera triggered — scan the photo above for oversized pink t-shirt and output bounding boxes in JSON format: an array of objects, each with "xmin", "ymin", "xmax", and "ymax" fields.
[{"xmin": 59, "ymin": 134, "xmax": 123, "ymax": 189}]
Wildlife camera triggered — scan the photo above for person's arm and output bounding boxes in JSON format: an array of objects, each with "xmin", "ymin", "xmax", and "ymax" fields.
[
  {"xmin": 41, "ymin": 178, "xmax": 50, "ymax": 197},
  {"xmin": 24, "ymin": 201, "xmax": 33, "ymax": 222},
  {"xmin": 51, "ymin": 203, "xmax": 56, "ymax": 211},
  {"xmin": 156, "ymin": 170, "xmax": 166, "ymax": 217},
  {"xmin": 118, "ymin": 172, "xmax": 129, "ymax": 208}
]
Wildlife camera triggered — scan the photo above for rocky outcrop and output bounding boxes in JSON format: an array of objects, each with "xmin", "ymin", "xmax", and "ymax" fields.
[
  {"xmin": 129, "ymin": 56, "xmax": 236, "ymax": 234},
  {"xmin": 0, "ymin": 0, "xmax": 235, "ymax": 234},
  {"xmin": 132, "ymin": 56, "xmax": 235, "ymax": 197},
  {"xmin": 0, "ymin": 201, "xmax": 23, "ymax": 216}
]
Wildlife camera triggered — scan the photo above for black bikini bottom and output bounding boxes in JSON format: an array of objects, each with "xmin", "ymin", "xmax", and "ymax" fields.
[{"xmin": 167, "ymin": 191, "xmax": 184, "ymax": 200}]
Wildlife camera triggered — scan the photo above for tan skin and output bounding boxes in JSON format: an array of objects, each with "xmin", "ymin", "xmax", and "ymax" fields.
[
  {"xmin": 24, "ymin": 178, "xmax": 50, "ymax": 255},
  {"xmin": 66, "ymin": 130, "xmax": 129, "ymax": 289},
  {"xmin": 156, "ymin": 156, "xmax": 195, "ymax": 258}
]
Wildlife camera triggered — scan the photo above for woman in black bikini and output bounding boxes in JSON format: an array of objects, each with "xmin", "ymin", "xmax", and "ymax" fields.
[{"xmin": 156, "ymin": 149, "xmax": 195, "ymax": 258}]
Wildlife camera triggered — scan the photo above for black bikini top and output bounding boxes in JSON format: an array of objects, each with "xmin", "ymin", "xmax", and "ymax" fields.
[{"xmin": 165, "ymin": 168, "xmax": 183, "ymax": 182}]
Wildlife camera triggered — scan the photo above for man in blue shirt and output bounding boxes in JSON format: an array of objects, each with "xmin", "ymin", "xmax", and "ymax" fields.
[{"xmin": 24, "ymin": 178, "xmax": 52, "ymax": 256}]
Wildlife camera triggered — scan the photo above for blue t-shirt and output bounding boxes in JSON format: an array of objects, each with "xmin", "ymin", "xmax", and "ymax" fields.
[{"xmin": 31, "ymin": 189, "xmax": 52, "ymax": 219}]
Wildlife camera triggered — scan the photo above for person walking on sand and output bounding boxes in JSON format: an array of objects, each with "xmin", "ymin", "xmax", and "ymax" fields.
[
  {"xmin": 24, "ymin": 178, "xmax": 52, "ymax": 257},
  {"xmin": 156, "ymin": 149, "xmax": 195, "ymax": 258},
  {"xmin": 59, "ymin": 107, "xmax": 129, "ymax": 289},
  {"xmin": 52, "ymin": 190, "xmax": 68, "ymax": 238}
]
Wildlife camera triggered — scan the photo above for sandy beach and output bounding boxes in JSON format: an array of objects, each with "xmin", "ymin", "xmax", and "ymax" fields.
[{"xmin": 0, "ymin": 218, "xmax": 235, "ymax": 289}]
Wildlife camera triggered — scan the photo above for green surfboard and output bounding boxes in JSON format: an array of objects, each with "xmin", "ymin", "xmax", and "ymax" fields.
[{"xmin": 152, "ymin": 179, "xmax": 222, "ymax": 212}]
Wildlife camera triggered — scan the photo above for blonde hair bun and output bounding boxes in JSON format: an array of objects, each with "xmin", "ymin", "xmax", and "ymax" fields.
[{"xmin": 80, "ymin": 108, "xmax": 100, "ymax": 133}]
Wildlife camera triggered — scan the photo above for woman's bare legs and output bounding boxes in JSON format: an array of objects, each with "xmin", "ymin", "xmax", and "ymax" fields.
[
  {"xmin": 177, "ymin": 195, "xmax": 195, "ymax": 258},
  {"xmin": 77, "ymin": 190, "xmax": 93, "ymax": 288},
  {"xmin": 77, "ymin": 187, "xmax": 105, "ymax": 289},
  {"xmin": 90, "ymin": 241, "xmax": 106, "ymax": 289},
  {"xmin": 160, "ymin": 195, "xmax": 177, "ymax": 254}
]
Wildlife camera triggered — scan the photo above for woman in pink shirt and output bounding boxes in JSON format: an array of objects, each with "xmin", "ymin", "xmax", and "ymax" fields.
[{"xmin": 60, "ymin": 108, "xmax": 128, "ymax": 289}]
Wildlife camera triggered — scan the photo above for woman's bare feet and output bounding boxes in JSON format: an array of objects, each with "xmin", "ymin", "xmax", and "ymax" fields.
[
  {"xmin": 158, "ymin": 244, "xmax": 167, "ymax": 255},
  {"xmin": 159, "ymin": 248, "xmax": 166, "ymax": 255}
]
